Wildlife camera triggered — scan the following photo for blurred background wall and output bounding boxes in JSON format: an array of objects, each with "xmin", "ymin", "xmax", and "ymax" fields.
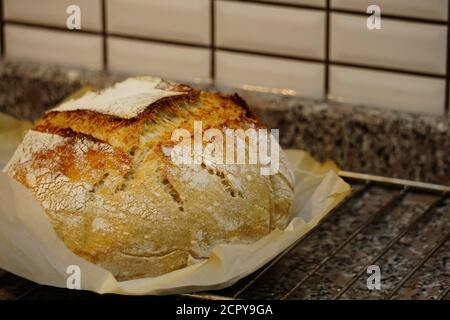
[{"xmin": 1, "ymin": 0, "xmax": 449, "ymax": 116}]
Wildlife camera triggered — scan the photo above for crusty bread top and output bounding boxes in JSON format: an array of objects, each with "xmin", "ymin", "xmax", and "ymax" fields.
[{"xmin": 32, "ymin": 79, "xmax": 264, "ymax": 155}]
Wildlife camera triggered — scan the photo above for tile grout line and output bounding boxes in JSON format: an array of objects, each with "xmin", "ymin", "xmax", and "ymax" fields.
[
  {"xmin": 222, "ymin": 0, "xmax": 324, "ymax": 11},
  {"xmin": 217, "ymin": 46, "xmax": 323, "ymax": 63},
  {"xmin": 0, "ymin": 0, "xmax": 4, "ymax": 57},
  {"xmin": 101, "ymin": 0, "xmax": 108, "ymax": 71},
  {"xmin": 446, "ymin": 2, "xmax": 450, "ymax": 115},
  {"xmin": 220, "ymin": 0, "xmax": 448, "ymax": 26},
  {"xmin": 210, "ymin": 0, "xmax": 215, "ymax": 83},
  {"xmin": 4, "ymin": 19, "xmax": 101, "ymax": 35},
  {"xmin": 104, "ymin": 32, "xmax": 209, "ymax": 49},
  {"xmin": 2, "ymin": 20, "xmax": 448, "ymax": 81},
  {"xmin": 331, "ymin": 8, "xmax": 447, "ymax": 26},
  {"xmin": 331, "ymin": 60, "xmax": 446, "ymax": 79},
  {"xmin": 324, "ymin": 0, "xmax": 330, "ymax": 99}
]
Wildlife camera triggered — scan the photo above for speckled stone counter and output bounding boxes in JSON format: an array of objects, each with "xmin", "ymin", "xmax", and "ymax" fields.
[
  {"xmin": 233, "ymin": 92, "xmax": 449, "ymax": 186},
  {"xmin": 0, "ymin": 60, "xmax": 448, "ymax": 185}
]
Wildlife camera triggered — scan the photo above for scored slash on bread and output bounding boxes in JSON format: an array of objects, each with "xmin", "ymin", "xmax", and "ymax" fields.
[{"xmin": 5, "ymin": 77, "xmax": 294, "ymax": 281}]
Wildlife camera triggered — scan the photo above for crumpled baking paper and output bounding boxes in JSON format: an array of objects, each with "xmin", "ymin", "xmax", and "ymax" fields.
[
  {"xmin": 0, "ymin": 148, "xmax": 350, "ymax": 295},
  {"xmin": 0, "ymin": 113, "xmax": 32, "ymax": 168}
]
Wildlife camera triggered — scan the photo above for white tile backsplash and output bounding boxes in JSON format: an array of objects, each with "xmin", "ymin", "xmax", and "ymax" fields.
[
  {"xmin": 330, "ymin": 13, "xmax": 447, "ymax": 75},
  {"xmin": 108, "ymin": 37, "xmax": 211, "ymax": 83},
  {"xmin": 5, "ymin": 25, "xmax": 103, "ymax": 70},
  {"xmin": 331, "ymin": 0, "xmax": 448, "ymax": 21},
  {"xmin": 107, "ymin": 0, "xmax": 210, "ymax": 45},
  {"xmin": 4, "ymin": 0, "xmax": 102, "ymax": 30},
  {"xmin": 1, "ymin": 0, "xmax": 449, "ymax": 115},
  {"xmin": 329, "ymin": 66, "xmax": 446, "ymax": 115},
  {"xmin": 216, "ymin": 0, "xmax": 325, "ymax": 59},
  {"xmin": 216, "ymin": 50, "xmax": 325, "ymax": 99}
]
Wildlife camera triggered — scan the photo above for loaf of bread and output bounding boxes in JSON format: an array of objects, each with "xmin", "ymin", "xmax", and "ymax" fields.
[{"xmin": 5, "ymin": 77, "xmax": 294, "ymax": 281}]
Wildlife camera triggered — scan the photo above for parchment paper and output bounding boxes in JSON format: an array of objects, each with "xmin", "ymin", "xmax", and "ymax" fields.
[
  {"xmin": 0, "ymin": 113, "xmax": 32, "ymax": 168},
  {"xmin": 0, "ymin": 145, "xmax": 350, "ymax": 295}
]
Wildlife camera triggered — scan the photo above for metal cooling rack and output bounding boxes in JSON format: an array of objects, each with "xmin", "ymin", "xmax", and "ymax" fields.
[{"xmin": 181, "ymin": 171, "xmax": 450, "ymax": 300}]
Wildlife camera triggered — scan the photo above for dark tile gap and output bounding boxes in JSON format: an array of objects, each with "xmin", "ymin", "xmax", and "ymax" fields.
[
  {"xmin": 210, "ymin": 0, "xmax": 215, "ymax": 82},
  {"xmin": 3, "ymin": 20, "xmax": 447, "ymax": 81},
  {"xmin": 331, "ymin": 61, "xmax": 446, "ymax": 79},
  {"xmin": 445, "ymin": 3, "xmax": 450, "ymax": 114},
  {"xmin": 221, "ymin": 0, "xmax": 448, "ymax": 25},
  {"xmin": 108, "ymin": 32, "xmax": 209, "ymax": 49},
  {"xmin": 0, "ymin": 0, "xmax": 4, "ymax": 56},
  {"xmin": 325, "ymin": 0, "xmax": 330, "ymax": 98},
  {"xmin": 222, "ymin": 0, "xmax": 325, "ymax": 11},
  {"xmin": 331, "ymin": 8, "xmax": 448, "ymax": 26},
  {"xmin": 216, "ymin": 46, "xmax": 323, "ymax": 63},
  {"xmin": 4, "ymin": 19, "xmax": 101, "ymax": 35},
  {"xmin": 101, "ymin": 0, "xmax": 108, "ymax": 70}
]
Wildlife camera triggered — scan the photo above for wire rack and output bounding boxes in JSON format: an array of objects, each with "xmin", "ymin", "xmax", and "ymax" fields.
[
  {"xmin": 181, "ymin": 171, "xmax": 450, "ymax": 300},
  {"xmin": 0, "ymin": 171, "xmax": 448, "ymax": 300}
]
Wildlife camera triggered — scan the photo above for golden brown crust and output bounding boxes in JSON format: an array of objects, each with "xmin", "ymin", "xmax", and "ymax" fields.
[
  {"xmin": 6, "ymin": 79, "xmax": 293, "ymax": 281},
  {"xmin": 33, "ymin": 92, "xmax": 264, "ymax": 154}
]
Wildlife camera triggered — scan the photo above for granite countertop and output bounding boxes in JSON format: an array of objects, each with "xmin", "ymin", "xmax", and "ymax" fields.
[
  {"xmin": 0, "ymin": 60, "xmax": 448, "ymax": 300},
  {"xmin": 0, "ymin": 60, "xmax": 448, "ymax": 185}
]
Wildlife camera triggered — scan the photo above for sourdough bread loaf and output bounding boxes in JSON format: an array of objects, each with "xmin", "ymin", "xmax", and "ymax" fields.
[{"xmin": 5, "ymin": 77, "xmax": 294, "ymax": 280}]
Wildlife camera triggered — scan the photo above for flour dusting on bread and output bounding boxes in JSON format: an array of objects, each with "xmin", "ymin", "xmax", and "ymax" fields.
[{"xmin": 52, "ymin": 77, "xmax": 190, "ymax": 119}]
